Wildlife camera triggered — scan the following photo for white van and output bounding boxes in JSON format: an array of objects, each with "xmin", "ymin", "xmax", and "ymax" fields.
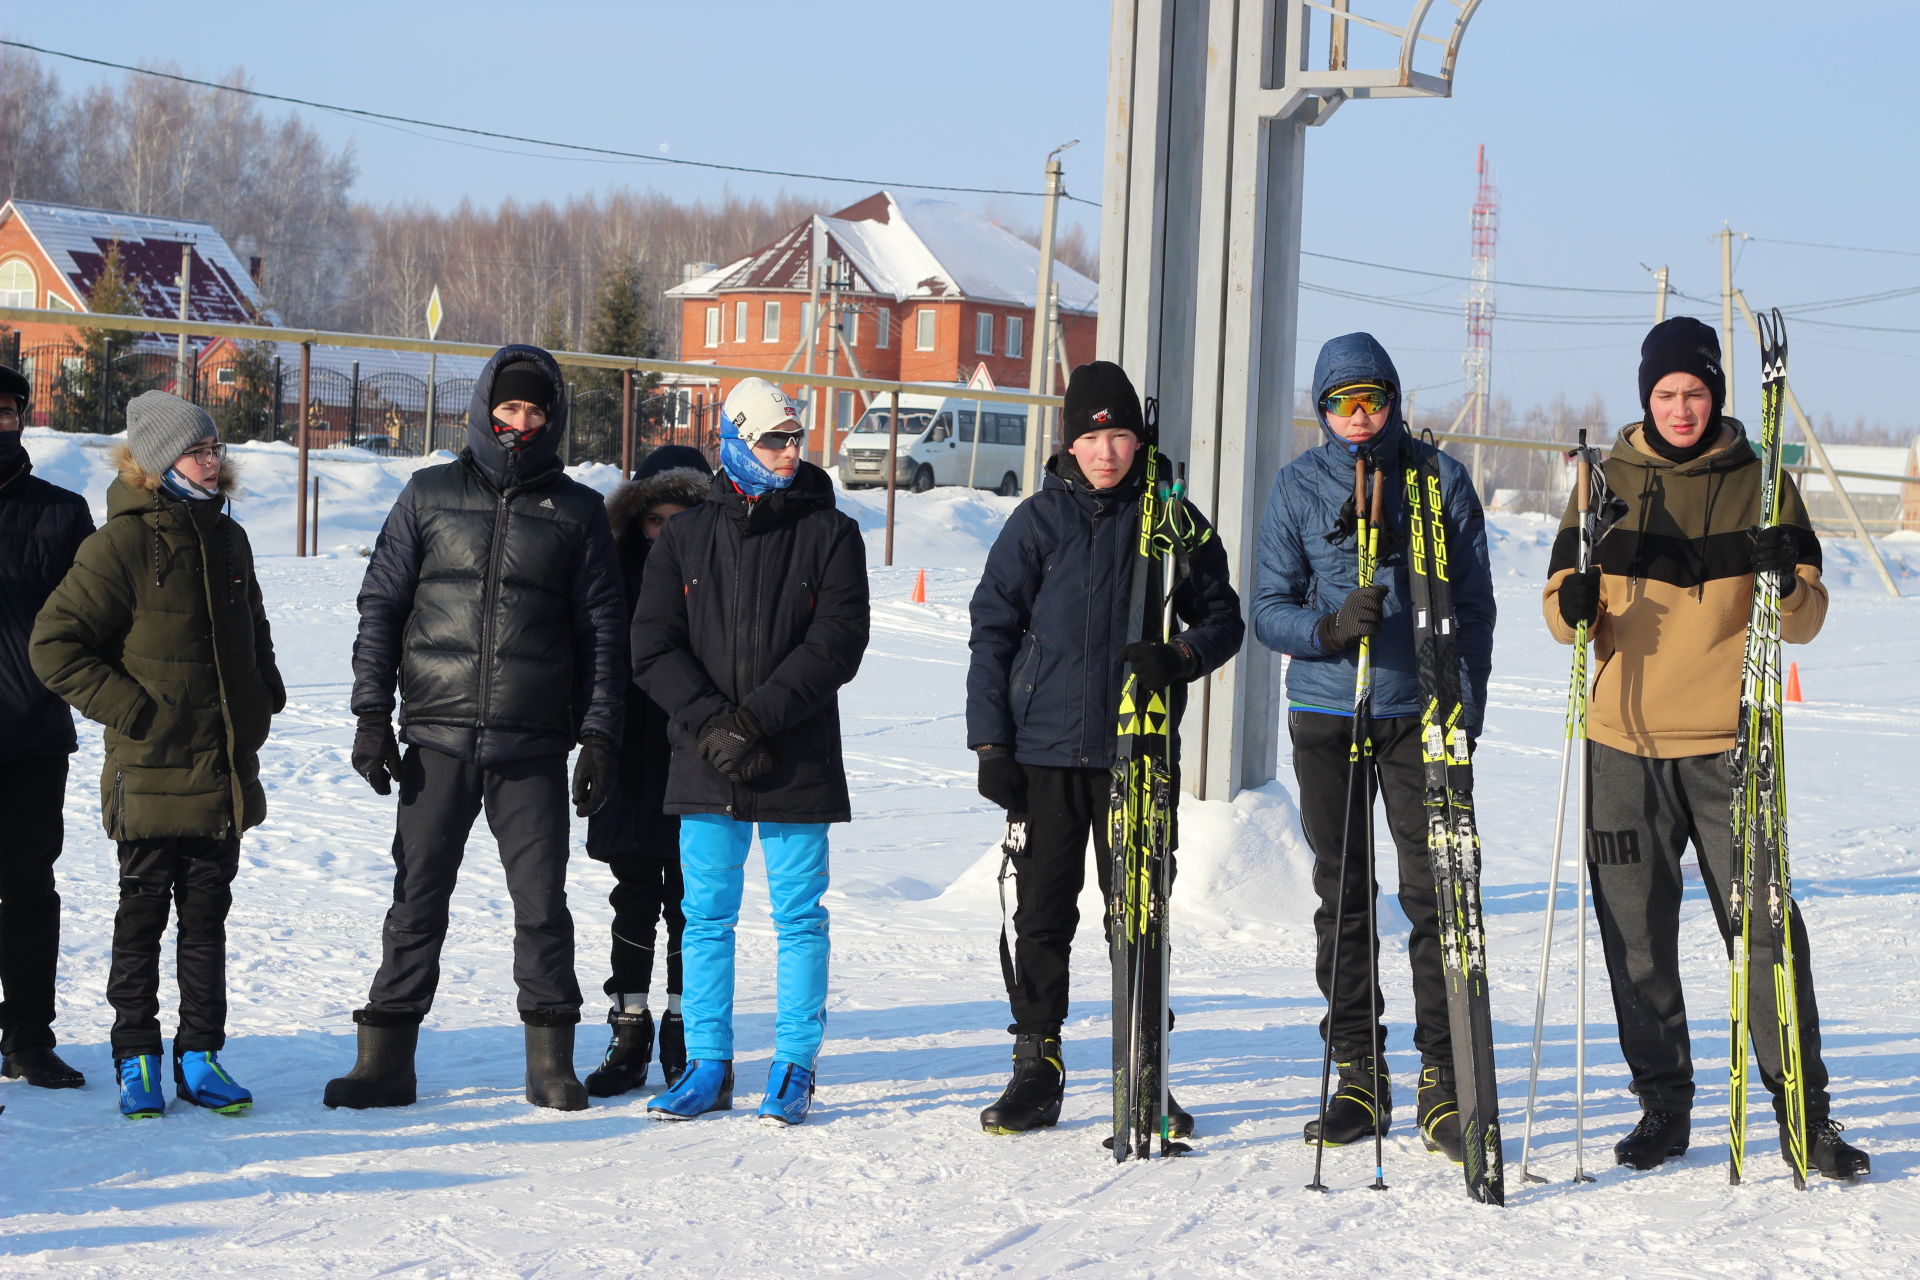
[{"xmin": 836, "ymin": 394, "xmax": 1030, "ymax": 496}]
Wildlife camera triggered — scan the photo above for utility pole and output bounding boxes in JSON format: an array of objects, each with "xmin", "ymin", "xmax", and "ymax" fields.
[
  {"xmin": 805, "ymin": 219, "xmax": 825, "ymax": 465},
  {"xmin": 824, "ymin": 260, "xmax": 844, "ymax": 464},
  {"xmin": 1718, "ymin": 225, "xmax": 1737, "ymax": 418},
  {"xmin": 1024, "ymin": 140, "xmax": 1076, "ymax": 498},
  {"xmin": 175, "ymin": 242, "xmax": 192, "ymax": 398},
  {"xmin": 1463, "ymin": 145, "xmax": 1497, "ymax": 500}
]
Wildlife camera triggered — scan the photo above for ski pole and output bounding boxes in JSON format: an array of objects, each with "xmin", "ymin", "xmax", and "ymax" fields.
[
  {"xmin": 1307, "ymin": 456, "xmax": 1378, "ymax": 1193},
  {"xmin": 1358, "ymin": 465, "xmax": 1388, "ymax": 1193}
]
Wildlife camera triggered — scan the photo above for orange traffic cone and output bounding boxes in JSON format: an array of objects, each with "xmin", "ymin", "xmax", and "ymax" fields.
[
  {"xmin": 1785, "ymin": 661, "xmax": 1803, "ymax": 703},
  {"xmin": 911, "ymin": 569, "xmax": 927, "ymax": 604}
]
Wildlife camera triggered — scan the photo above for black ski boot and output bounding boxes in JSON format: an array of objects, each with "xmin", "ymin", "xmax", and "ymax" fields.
[
  {"xmin": 323, "ymin": 1010, "xmax": 419, "ymax": 1109},
  {"xmin": 1614, "ymin": 1109, "xmax": 1689, "ymax": 1169},
  {"xmin": 658, "ymin": 1009, "xmax": 687, "ymax": 1085},
  {"xmin": 1796, "ymin": 1117, "xmax": 1870, "ymax": 1180},
  {"xmin": 524, "ymin": 1021, "xmax": 588, "ymax": 1111},
  {"xmin": 1417, "ymin": 1064, "xmax": 1463, "ymax": 1162},
  {"xmin": 584, "ymin": 1009, "xmax": 654, "ymax": 1098},
  {"xmin": 1, "ymin": 1046, "xmax": 86, "ymax": 1089},
  {"xmin": 1304, "ymin": 1052, "xmax": 1390, "ymax": 1146},
  {"xmin": 1165, "ymin": 1091, "xmax": 1195, "ymax": 1140},
  {"xmin": 981, "ymin": 1034, "xmax": 1063, "ymax": 1134}
]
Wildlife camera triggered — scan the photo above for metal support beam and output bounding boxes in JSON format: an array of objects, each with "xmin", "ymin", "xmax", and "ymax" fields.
[{"xmin": 1102, "ymin": 0, "xmax": 1480, "ymax": 800}]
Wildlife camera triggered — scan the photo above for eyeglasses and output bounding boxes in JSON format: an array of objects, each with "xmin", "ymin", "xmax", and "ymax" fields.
[
  {"xmin": 754, "ymin": 431, "xmax": 805, "ymax": 451},
  {"xmin": 1320, "ymin": 386, "xmax": 1392, "ymax": 418},
  {"xmin": 0, "ymin": 408, "xmax": 21, "ymax": 425},
  {"xmin": 180, "ymin": 443, "xmax": 227, "ymax": 465}
]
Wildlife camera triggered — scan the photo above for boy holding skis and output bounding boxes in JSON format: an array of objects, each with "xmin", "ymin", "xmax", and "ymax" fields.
[
  {"xmin": 32, "ymin": 392, "xmax": 284, "ymax": 1118},
  {"xmin": 1543, "ymin": 316, "xmax": 1867, "ymax": 1178},
  {"xmin": 965, "ymin": 360, "xmax": 1243, "ymax": 1135},
  {"xmin": 1250, "ymin": 332, "xmax": 1495, "ymax": 1163},
  {"xmin": 631, "ymin": 378, "xmax": 869, "ymax": 1127}
]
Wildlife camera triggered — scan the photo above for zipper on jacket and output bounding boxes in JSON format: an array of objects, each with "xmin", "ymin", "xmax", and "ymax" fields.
[
  {"xmin": 112, "ymin": 769, "xmax": 125, "ymax": 833},
  {"xmin": 1083, "ymin": 507, "xmax": 1103, "ymax": 764},
  {"xmin": 477, "ymin": 491, "xmax": 514, "ymax": 725},
  {"xmin": 729, "ymin": 516, "xmax": 748, "ymax": 815}
]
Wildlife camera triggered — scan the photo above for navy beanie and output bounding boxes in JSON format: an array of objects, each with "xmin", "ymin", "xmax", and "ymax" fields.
[{"xmin": 1638, "ymin": 317, "xmax": 1725, "ymax": 428}]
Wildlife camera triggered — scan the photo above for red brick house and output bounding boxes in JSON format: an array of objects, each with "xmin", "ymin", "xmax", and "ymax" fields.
[
  {"xmin": 665, "ymin": 191, "xmax": 1096, "ymax": 452},
  {"xmin": 0, "ymin": 199, "xmax": 272, "ymax": 417}
]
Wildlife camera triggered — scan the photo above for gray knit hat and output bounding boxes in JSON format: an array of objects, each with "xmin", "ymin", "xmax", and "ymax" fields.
[{"xmin": 127, "ymin": 391, "xmax": 217, "ymax": 477}]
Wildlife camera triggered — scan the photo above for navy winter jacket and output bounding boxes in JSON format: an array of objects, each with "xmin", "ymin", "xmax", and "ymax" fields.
[
  {"xmin": 0, "ymin": 450, "xmax": 94, "ymax": 761},
  {"xmin": 967, "ymin": 455, "xmax": 1244, "ymax": 768},
  {"xmin": 630, "ymin": 462, "xmax": 870, "ymax": 824},
  {"xmin": 1252, "ymin": 333, "xmax": 1496, "ymax": 735},
  {"xmin": 351, "ymin": 345, "xmax": 627, "ymax": 766}
]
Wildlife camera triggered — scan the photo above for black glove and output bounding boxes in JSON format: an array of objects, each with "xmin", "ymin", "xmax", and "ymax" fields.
[
  {"xmin": 975, "ymin": 745, "xmax": 1026, "ymax": 813},
  {"xmin": 572, "ymin": 734, "xmax": 617, "ymax": 817},
  {"xmin": 1556, "ymin": 566, "xmax": 1602, "ymax": 628},
  {"xmin": 1314, "ymin": 584, "xmax": 1387, "ymax": 653},
  {"xmin": 697, "ymin": 708, "xmax": 775, "ymax": 784},
  {"xmin": 1121, "ymin": 639, "xmax": 1197, "ymax": 688},
  {"xmin": 1750, "ymin": 524, "xmax": 1800, "ymax": 599},
  {"xmin": 352, "ymin": 714, "xmax": 403, "ymax": 796}
]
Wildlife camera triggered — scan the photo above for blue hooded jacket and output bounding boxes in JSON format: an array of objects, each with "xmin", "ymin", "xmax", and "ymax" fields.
[{"xmin": 1250, "ymin": 333, "xmax": 1496, "ymax": 734}]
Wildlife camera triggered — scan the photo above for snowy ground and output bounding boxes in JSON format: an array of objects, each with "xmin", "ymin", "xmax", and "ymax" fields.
[{"xmin": 5, "ymin": 430, "xmax": 1920, "ymax": 1277}]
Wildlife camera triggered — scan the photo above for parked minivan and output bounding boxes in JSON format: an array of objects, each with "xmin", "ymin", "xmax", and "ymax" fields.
[{"xmin": 836, "ymin": 394, "xmax": 1029, "ymax": 496}]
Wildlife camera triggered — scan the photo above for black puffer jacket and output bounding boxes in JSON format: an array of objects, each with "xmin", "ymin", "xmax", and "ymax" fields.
[
  {"xmin": 0, "ymin": 450, "xmax": 94, "ymax": 762},
  {"xmin": 351, "ymin": 345, "xmax": 626, "ymax": 766},
  {"xmin": 586, "ymin": 448, "xmax": 710, "ymax": 859},
  {"xmin": 967, "ymin": 452, "xmax": 1244, "ymax": 768},
  {"xmin": 631, "ymin": 462, "xmax": 869, "ymax": 823}
]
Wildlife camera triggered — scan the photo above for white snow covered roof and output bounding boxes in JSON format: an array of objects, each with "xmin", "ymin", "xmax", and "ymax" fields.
[
  {"xmin": 664, "ymin": 192, "xmax": 1097, "ymax": 313},
  {"xmin": 2, "ymin": 199, "xmax": 274, "ymax": 325}
]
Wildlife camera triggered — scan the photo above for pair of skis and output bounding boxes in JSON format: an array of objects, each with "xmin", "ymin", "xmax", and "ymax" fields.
[
  {"xmin": 1729, "ymin": 308, "xmax": 1808, "ymax": 1187},
  {"xmin": 1107, "ymin": 445, "xmax": 1204, "ymax": 1161},
  {"xmin": 1403, "ymin": 436, "xmax": 1506, "ymax": 1205}
]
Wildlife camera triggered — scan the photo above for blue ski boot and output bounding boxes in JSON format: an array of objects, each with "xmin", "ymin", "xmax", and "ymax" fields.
[
  {"xmin": 117, "ymin": 1054, "xmax": 166, "ymax": 1119},
  {"xmin": 174, "ymin": 1050, "xmax": 253, "ymax": 1114},
  {"xmin": 756, "ymin": 1061, "xmax": 815, "ymax": 1127},
  {"xmin": 647, "ymin": 1059, "xmax": 733, "ymax": 1120}
]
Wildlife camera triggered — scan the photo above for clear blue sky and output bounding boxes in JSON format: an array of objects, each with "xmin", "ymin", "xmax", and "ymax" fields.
[{"xmin": 9, "ymin": 0, "xmax": 1918, "ymax": 432}]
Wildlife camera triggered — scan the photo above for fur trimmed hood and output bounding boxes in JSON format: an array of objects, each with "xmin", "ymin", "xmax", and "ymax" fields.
[
  {"xmin": 606, "ymin": 466, "xmax": 711, "ymax": 543},
  {"xmin": 109, "ymin": 442, "xmax": 240, "ymax": 497}
]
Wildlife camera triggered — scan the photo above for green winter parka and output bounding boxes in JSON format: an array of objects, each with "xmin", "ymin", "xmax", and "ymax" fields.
[{"xmin": 31, "ymin": 450, "xmax": 284, "ymax": 840}]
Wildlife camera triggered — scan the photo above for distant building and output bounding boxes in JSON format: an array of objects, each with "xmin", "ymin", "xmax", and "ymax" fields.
[
  {"xmin": 1796, "ymin": 443, "xmax": 1910, "ymax": 533},
  {"xmin": 666, "ymin": 191, "xmax": 1096, "ymax": 451}
]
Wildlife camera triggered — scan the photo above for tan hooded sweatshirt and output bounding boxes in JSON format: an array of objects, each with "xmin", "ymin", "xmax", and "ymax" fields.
[{"xmin": 1541, "ymin": 421, "xmax": 1826, "ymax": 758}]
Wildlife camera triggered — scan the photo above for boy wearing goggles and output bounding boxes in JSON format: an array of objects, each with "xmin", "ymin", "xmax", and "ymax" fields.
[{"xmin": 1250, "ymin": 333, "xmax": 1496, "ymax": 1163}]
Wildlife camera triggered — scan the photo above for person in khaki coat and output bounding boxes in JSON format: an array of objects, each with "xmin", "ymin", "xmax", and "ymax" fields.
[
  {"xmin": 1543, "ymin": 316, "xmax": 1864, "ymax": 1180},
  {"xmin": 32, "ymin": 392, "xmax": 282, "ymax": 1120}
]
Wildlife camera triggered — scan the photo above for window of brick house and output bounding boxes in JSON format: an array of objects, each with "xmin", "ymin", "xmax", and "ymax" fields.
[
  {"xmin": 0, "ymin": 260, "xmax": 34, "ymax": 309},
  {"xmin": 704, "ymin": 306, "xmax": 720, "ymax": 348},
  {"xmin": 876, "ymin": 309, "xmax": 891, "ymax": 349},
  {"xmin": 976, "ymin": 313, "xmax": 994, "ymax": 355},
  {"xmin": 916, "ymin": 308, "xmax": 936, "ymax": 352},
  {"xmin": 1006, "ymin": 316, "xmax": 1024, "ymax": 359},
  {"xmin": 763, "ymin": 300, "xmax": 781, "ymax": 343},
  {"xmin": 734, "ymin": 300, "xmax": 748, "ymax": 343}
]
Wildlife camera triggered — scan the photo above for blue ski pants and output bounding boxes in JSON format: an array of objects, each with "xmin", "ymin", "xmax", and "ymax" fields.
[{"xmin": 678, "ymin": 815, "xmax": 831, "ymax": 1068}]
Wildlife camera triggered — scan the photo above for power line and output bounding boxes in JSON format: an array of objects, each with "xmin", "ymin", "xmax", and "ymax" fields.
[
  {"xmin": 1, "ymin": 39, "xmax": 1100, "ymax": 207},
  {"xmin": 1750, "ymin": 234, "xmax": 1920, "ymax": 260},
  {"xmin": 1300, "ymin": 249, "xmax": 1650, "ymax": 296}
]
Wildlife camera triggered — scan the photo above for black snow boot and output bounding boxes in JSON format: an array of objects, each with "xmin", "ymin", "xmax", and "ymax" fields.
[
  {"xmin": 1165, "ymin": 1091, "xmax": 1195, "ymax": 1140},
  {"xmin": 323, "ymin": 1011, "xmax": 420, "ymax": 1109},
  {"xmin": 1417, "ymin": 1064, "xmax": 1463, "ymax": 1163},
  {"xmin": 1, "ymin": 1046, "xmax": 86, "ymax": 1089},
  {"xmin": 1795, "ymin": 1117, "xmax": 1870, "ymax": 1180},
  {"xmin": 584, "ymin": 1009, "xmax": 654, "ymax": 1098},
  {"xmin": 524, "ymin": 1021, "xmax": 588, "ymax": 1111},
  {"xmin": 980, "ymin": 1034, "xmax": 1063, "ymax": 1135},
  {"xmin": 1304, "ymin": 1052, "xmax": 1390, "ymax": 1146},
  {"xmin": 1614, "ymin": 1109, "xmax": 1690, "ymax": 1169},
  {"xmin": 658, "ymin": 1009, "xmax": 688, "ymax": 1084}
]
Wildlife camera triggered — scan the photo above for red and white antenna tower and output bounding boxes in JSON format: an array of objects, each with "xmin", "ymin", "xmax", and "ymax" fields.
[{"xmin": 1463, "ymin": 144, "xmax": 1498, "ymax": 493}]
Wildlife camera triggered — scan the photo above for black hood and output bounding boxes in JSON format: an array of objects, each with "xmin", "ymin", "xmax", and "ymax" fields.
[{"xmin": 466, "ymin": 345, "xmax": 567, "ymax": 488}]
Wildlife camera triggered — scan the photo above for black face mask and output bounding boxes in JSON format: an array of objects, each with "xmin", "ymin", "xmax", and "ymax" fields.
[
  {"xmin": 490, "ymin": 417, "xmax": 544, "ymax": 453},
  {"xmin": 0, "ymin": 429, "xmax": 22, "ymax": 466}
]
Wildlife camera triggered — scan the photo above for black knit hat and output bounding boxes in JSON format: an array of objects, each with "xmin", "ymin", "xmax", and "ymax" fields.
[
  {"xmin": 1638, "ymin": 317, "xmax": 1725, "ymax": 427},
  {"xmin": 0, "ymin": 364, "xmax": 29, "ymax": 414},
  {"xmin": 1063, "ymin": 360, "xmax": 1152, "ymax": 446},
  {"xmin": 490, "ymin": 360, "xmax": 555, "ymax": 413}
]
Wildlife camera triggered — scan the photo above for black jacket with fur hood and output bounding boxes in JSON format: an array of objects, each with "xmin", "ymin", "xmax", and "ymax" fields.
[
  {"xmin": 586, "ymin": 448, "xmax": 710, "ymax": 859},
  {"xmin": 32, "ymin": 448, "xmax": 283, "ymax": 840}
]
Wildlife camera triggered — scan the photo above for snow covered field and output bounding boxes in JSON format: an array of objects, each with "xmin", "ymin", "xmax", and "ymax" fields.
[{"xmin": 5, "ymin": 430, "xmax": 1920, "ymax": 1278}]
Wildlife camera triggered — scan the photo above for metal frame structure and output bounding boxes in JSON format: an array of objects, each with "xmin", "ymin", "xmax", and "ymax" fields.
[{"xmin": 1100, "ymin": 0, "xmax": 1483, "ymax": 800}]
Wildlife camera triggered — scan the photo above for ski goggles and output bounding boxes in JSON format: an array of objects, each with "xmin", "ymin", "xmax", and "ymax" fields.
[{"xmin": 1320, "ymin": 385, "xmax": 1393, "ymax": 418}]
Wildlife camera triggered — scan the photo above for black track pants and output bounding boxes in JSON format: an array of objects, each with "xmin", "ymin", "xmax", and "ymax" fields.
[
  {"xmin": 1289, "ymin": 710, "xmax": 1452, "ymax": 1066},
  {"xmin": 0, "ymin": 756, "xmax": 69, "ymax": 1055},
  {"xmin": 364, "ymin": 747, "xmax": 581, "ymax": 1021},
  {"xmin": 602, "ymin": 842, "xmax": 686, "ymax": 1000},
  {"xmin": 107, "ymin": 835, "xmax": 240, "ymax": 1058},
  {"xmin": 1001, "ymin": 764, "xmax": 1179, "ymax": 1038},
  {"xmin": 1586, "ymin": 742, "xmax": 1831, "ymax": 1118}
]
